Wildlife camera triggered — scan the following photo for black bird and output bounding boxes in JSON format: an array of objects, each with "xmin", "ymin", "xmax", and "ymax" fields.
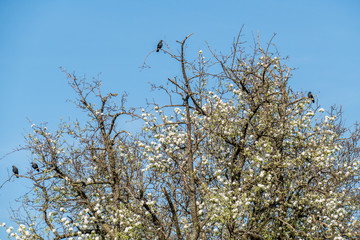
[
  {"xmin": 31, "ymin": 162, "xmax": 39, "ymax": 172},
  {"xmin": 156, "ymin": 40, "xmax": 163, "ymax": 52},
  {"xmin": 12, "ymin": 165, "xmax": 19, "ymax": 178},
  {"xmin": 308, "ymin": 91, "xmax": 315, "ymax": 103}
]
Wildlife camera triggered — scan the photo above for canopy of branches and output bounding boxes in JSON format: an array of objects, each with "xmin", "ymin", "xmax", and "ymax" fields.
[{"xmin": 3, "ymin": 33, "xmax": 360, "ymax": 240}]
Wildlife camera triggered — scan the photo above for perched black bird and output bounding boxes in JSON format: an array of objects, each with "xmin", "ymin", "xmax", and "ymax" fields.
[
  {"xmin": 308, "ymin": 91, "xmax": 315, "ymax": 103},
  {"xmin": 31, "ymin": 162, "xmax": 39, "ymax": 172},
  {"xmin": 12, "ymin": 165, "xmax": 19, "ymax": 178},
  {"xmin": 156, "ymin": 40, "xmax": 163, "ymax": 52}
]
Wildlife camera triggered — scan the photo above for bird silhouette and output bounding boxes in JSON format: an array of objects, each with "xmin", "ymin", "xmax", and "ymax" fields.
[
  {"xmin": 31, "ymin": 162, "xmax": 40, "ymax": 172},
  {"xmin": 308, "ymin": 91, "xmax": 314, "ymax": 103},
  {"xmin": 156, "ymin": 40, "xmax": 163, "ymax": 52},
  {"xmin": 12, "ymin": 165, "xmax": 19, "ymax": 178}
]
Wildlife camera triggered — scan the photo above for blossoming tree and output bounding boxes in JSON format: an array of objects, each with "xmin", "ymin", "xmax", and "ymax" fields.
[{"xmin": 2, "ymin": 33, "xmax": 360, "ymax": 239}]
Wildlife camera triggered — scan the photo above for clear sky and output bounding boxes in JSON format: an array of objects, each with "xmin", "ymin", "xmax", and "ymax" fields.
[{"xmin": 0, "ymin": 0, "xmax": 359, "ymax": 238}]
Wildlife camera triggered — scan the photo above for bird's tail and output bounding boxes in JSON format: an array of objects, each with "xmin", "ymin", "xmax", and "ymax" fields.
[{"xmin": 156, "ymin": 49, "xmax": 159, "ymax": 52}]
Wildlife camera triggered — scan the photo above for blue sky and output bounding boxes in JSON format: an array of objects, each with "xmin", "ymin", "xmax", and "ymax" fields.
[{"xmin": 0, "ymin": 0, "xmax": 359, "ymax": 237}]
